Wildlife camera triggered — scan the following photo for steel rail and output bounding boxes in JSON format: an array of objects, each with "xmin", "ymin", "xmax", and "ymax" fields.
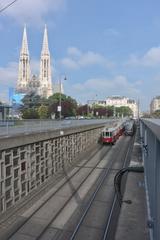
[
  {"xmin": 0, "ymin": 144, "xmax": 102, "ymax": 225},
  {"xmin": 35, "ymin": 145, "xmax": 112, "ymax": 240},
  {"xmin": 102, "ymin": 134, "xmax": 136, "ymax": 240},
  {"xmin": 0, "ymin": 144, "xmax": 104, "ymax": 238},
  {"xmin": 69, "ymin": 136, "xmax": 134, "ymax": 240},
  {"xmin": 5, "ymin": 145, "xmax": 111, "ymax": 240}
]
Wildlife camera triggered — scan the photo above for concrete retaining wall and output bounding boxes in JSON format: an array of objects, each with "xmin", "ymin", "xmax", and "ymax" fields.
[{"xmin": 0, "ymin": 124, "xmax": 104, "ymax": 213}]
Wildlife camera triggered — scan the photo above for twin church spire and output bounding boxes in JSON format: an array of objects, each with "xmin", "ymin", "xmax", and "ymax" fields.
[
  {"xmin": 41, "ymin": 25, "xmax": 49, "ymax": 54},
  {"xmin": 21, "ymin": 25, "xmax": 29, "ymax": 55},
  {"xmin": 16, "ymin": 25, "xmax": 53, "ymax": 98}
]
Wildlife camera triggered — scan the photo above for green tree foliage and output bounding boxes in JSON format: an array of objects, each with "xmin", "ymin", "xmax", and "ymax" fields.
[
  {"xmin": 38, "ymin": 105, "xmax": 49, "ymax": 119},
  {"xmin": 20, "ymin": 93, "xmax": 48, "ymax": 119},
  {"xmin": 115, "ymin": 106, "xmax": 133, "ymax": 117},
  {"xmin": 21, "ymin": 93, "xmax": 42, "ymax": 109},
  {"xmin": 77, "ymin": 105, "xmax": 88, "ymax": 116},
  {"xmin": 106, "ymin": 106, "xmax": 114, "ymax": 117},
  {"xmin": 94, "ymin": 106, "xmax": 107, "ymax": 118},
  {"xmin": 78, "ymin": 104, "xmax": 133, "ymax": 118},
  {"xmin": 152, "ymin": 110, "xmax": 160, "ymax": 118},
  {"xmin": 21, "ymin": 108, "xmax": 39, "ymax": 119},
  {"xmin": 48, "ymin": 93, "xmax": 77, "ymax": 118}
]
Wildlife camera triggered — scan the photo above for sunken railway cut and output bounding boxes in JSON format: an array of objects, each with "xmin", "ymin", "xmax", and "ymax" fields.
[
  {"xmin": 0, "ymin": 123, "xmax": 105, "ymax": 214},
  {"xmin": 0, "ymin": 120, "xmax": 140, "ymax": 240}
]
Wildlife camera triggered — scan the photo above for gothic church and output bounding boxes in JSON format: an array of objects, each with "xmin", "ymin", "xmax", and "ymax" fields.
[{"xmin": 16, "ymin": 25, "xmax": 53, "ymax": 98}]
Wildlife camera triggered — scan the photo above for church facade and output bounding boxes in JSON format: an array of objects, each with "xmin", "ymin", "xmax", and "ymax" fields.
[{"xmin": 16, "ymin": 26, "xmax": 53, "ymax": 98}]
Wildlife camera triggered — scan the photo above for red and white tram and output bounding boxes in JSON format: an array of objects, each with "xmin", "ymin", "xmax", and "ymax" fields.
[{"xmin": 101, "ymin": 121, "xmax": 125, "ymax": 144}]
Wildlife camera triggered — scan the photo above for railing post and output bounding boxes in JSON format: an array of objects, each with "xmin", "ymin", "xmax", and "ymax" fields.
[{"xmin": 6, "ymin": 120, "xmax": 9, "ymax": 136}]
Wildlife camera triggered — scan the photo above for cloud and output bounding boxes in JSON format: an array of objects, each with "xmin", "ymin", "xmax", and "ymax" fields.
[
  {"xmin": 60, "ymin": 58, "xmax": 79, "ymax": 70},
  {"xmin": 0, "ymin": 61, "xmax": 18, "ymax": 102},
  {"xmin": 127, "ymin": 46, "xmax": 160, "ymax": 67},
  {"xmin": 67, "ymin": 75, "xmax": 140, "ymax": 103},
  {"xmin": 60, "ymin": 47, "xmax": 114, "ymax": 70},
  {"xmin": 1, "ymin": 0, "xmax": 66, "ymax": 26},
  {"xmin": 67, "ymin": 47, "xmax": 82, "ymax": 57},
  {"xmin": 30, "ymin": 59, "xmax": 40, "ymax": 75},
  {"xmin": 0, "ymin": 62, "xmax": 18, "ymax": 87},
  {"xmin": 104, "ymin": 28, "xmax": 120, "ymax": 37}
]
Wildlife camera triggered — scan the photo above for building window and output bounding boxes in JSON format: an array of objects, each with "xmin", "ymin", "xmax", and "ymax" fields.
[
  {"xmin": 21, "ymin": 182, "xmax": 26, "ymax": 192},
  {"xmin": 0, "ymin": 182, "xmax": 4, "ymax": 195},
  {"xmin": 6, "ymin": 166, "xmax": 11, "ymax": 177},
  {"xmin": 14, "ymin": 180, "xmax": 18, "ymax": 189},
  {"xmin": 13, "ymin": 148, "xmax": 18, "ymax": 157},
  {"xmin": 14, "ymin": 169, "xmax": 19, "ymax": 178},
  {"xmin": 20, "ymin": 152, "xmax": 25, "ymax": 160},
  {"xmin": 5, "ymin": 178, "xmax": 11, "ymax": 188},
  {"xmin": 0, "ymin": 198, "xmax": 4, "ymax": 212},
  {"xmin": 5, "ymin": 190, "xmax": 11, "ymax": 200},
  {"xmin": 5, "ymin": 155, "xmax": 10, "ymax": 165},
  {"xmin": 13, "ymin": 158, "xmax": 19, "ymax": 167},
  {"xmin": 6, "ymin": 200, "xmax": 12, "ymax": 209},
  {"xmin": 21, "ymin": 173, "xmax": 26, "ymax": 181},
  {"xmin": 1, "ymin": 163, "xmax": 4, "ymax": 179},
  {"xmin": 21, "ymin": 162, "xmax": 26, "ymax": 171}
]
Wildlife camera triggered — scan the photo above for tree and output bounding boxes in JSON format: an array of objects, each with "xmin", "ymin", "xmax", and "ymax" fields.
[
  {"xmin": 21, "ymin": 93, "xmax": 42, "ymax": 109},
  {"xmin": 106, "ymin": 106, "xmax": 114, "ymax": 117},
  {"xmin": 20, "ymin": 93, "xmax": 50, "ymax": 119},
  {"xmin": 21, "ymin": 108, "xmax": 39, "ymax": 119},
  {"xmin": 152, "ymin": 110, "xmax": 160, "ymax": 118},
  {"xmin": 48, "ymin": 93, "xmax": 77, "ymax": 118},
  {"xmin": 77, "ymin": 105, "xmax": 88, "ymax": 116},
  {"xmin": 38, "ymin": 105, "xmax": 49, "ymax": 119},
  {"xmin": 115, "ymin": 106, "xmax": 133, "ymax": 117},
  {"xmin": 94, "ymin": 106, "xmax": 107, "ymax": 118}
]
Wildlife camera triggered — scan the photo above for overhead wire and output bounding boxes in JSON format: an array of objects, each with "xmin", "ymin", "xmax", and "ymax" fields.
[{"xmin": 0, "ymin": 0, "xmax": 18, "ymax": 14}]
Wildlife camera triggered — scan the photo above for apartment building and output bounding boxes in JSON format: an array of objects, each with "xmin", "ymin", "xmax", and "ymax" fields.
[{"xmin": 150, "ymin": 96, "xmax": 160, "ymax": 114}]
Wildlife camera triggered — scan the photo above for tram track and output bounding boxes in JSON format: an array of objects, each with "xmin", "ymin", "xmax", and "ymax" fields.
[
  {"xmin": 102, "ymin": 134, "xmax": 135, "ymax": 240},
  {"xmin": 56, "ymin": 135, "xmax": 135, "ymax": 240},
  {"xmin": 1, "ymin": 134, "xmax": 135, "ymax": 240},
  {"xmin": 1, "ymin": 144, "xmax": 112, "ymax": 240},
  {"xmin": 0, "ymin": 144, "xmax": 103, "ymax": 227}
]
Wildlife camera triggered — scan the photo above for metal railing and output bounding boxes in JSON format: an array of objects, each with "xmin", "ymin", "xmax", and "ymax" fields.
[
  {"xmin": 140, "ymin": 119, "xmax": 160, "ymax": 240},
  {"xmin": 0, "ymin": 119, "xmax": 117, "ymax": 138}
]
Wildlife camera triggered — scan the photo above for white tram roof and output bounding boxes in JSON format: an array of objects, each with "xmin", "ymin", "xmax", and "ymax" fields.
[
  {"xmin": 102, "ymin": 126, "xmax": 116, "ymax": 132},
  {"xmin": 102, "ymin": 120, "xmax": 125, "ymax": 132}
]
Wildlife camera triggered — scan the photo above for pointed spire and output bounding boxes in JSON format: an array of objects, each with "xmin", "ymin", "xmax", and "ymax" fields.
[
  {"xmin": 41, "ymin": 24, "xmax": 49, "ymax": 54},
  {"xmin": 39, "ymin": 24, "xmax": 52, "ymax": 97},
  {"xmin": 21, "ymin": 25, "xmax": 29, "ymax": 55}
]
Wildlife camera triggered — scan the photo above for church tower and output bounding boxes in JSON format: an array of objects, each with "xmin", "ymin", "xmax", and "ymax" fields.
[
  {"xmin": 39, "ymin": 25, "xmax": 53, "ymax": 97},
  {"xmin": 16, "ymin": 26, "xmax": 31, "ymax": 93}
]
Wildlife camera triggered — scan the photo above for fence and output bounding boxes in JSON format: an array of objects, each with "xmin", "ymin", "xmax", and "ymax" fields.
[
  {"xmin": 140, "ymin": 119, "xmax": 160, "ymax": 240},
  {"xmin": 0, "ymin": 119, "xmax": 114, "ymax": 137}
]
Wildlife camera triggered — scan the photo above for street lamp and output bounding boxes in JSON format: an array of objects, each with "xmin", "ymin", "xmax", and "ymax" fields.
[{"xmin": 58, "ymin": 76, "xmax": 67, "ymax": 120}]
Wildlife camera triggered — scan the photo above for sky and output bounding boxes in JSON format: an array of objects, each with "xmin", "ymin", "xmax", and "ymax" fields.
[{"xmin": 1, "ymin": 0, "xmax": 160, "ymax": 111}]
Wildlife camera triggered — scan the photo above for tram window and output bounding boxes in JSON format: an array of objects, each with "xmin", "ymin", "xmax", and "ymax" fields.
[{"xmin": 106, "ymin": 132, "xmax": 110, "ymax": 137}]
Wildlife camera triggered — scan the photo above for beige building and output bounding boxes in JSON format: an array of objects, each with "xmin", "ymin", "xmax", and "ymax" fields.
[
  {"xmin": 150, "ymin": 96, "xmax": 160, "ymax": 114},
  {"xmin": 97, "ymin": 96, "xmax": 138, "ymax": 118},
  {"xmin": 16, "ymin": 26, "xmax": 53, "ymax": 98},
  {"xmin": 106, "ymin": 96, "xmax": 138, "ymax": 118}
]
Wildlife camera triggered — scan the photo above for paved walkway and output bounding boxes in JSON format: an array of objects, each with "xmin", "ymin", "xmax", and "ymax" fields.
[{"xmin": 115, "ymin": 130, "xmax": 150, "ymax": 240}]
